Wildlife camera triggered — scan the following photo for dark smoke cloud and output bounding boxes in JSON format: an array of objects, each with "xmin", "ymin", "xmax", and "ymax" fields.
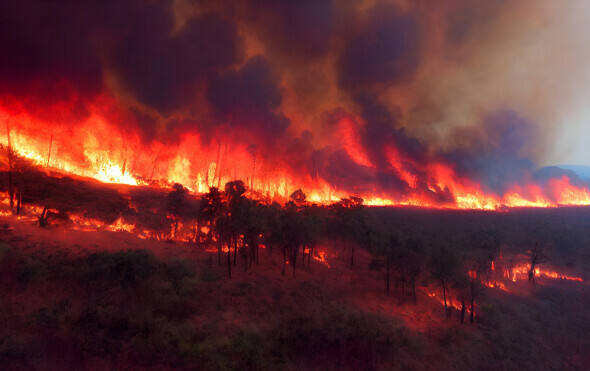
[
  {"xmin": 356, "ymin": 97, "xmax": 427, "ymax": 168},
  {"xmin": 0, "ymin": 1, "xmax": 104, "ymax": 122},
  {"xmin": 242, "ymin": 0, "xmax": 336, "ymax": 63},
  {"xmin": 0, "ymin": 0, "xmax": 579, "ymax": 201},
  {"xmin": 445, "ymin": 111, "xmax": 536, "ymax": 193},
  {"xmin": 283, "ymin": 130, "xmax": 316, "ymax": 178},
  {"xmin": 321, "ymin": 150, "xmax": 381, "ymax": 193},
  {"xmin": 444, "ymin": 0, "xmax": 510, "ymax": 46},
  {"xmin": 338, "ymin": 4, "xmax": 421, "ymax": 91},
  {"xmin": 111, "ymin": 8, "xmax": 242, "ymax": 115},
  {"xmin": 208, "ymin": 55, "xmax": 290, "ymax": 140}
]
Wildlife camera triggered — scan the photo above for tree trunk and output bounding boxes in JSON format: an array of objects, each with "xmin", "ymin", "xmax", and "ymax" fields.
[
  {"xmin": 282, "ymin": 244, "xmax": 286, "ymax": 276},
  {"xmin": 233, "ymin": 234, "xmax": 237, "ymax": 266},
  {"xmin": 412, "ymin": 280, "xmax": 417, "ymax": 304},
  {"xmin": 292, "ymin": 247, "xmax": 298, "ymax": 279},
  {"xmin": 302, "ymin": 244, "xmax": 306, "ymax": 264},
  {"xmin": 470, "ymin": 282, "xmax": 475, "ymax": 324},
  {"xmin": 5, "ymin": 122, "xmax": 17, "ymax": 214},
  {"xmin": 350, "ymin": 244, "xmax": 355, "ymax": 268},
  {"xmin": 255, "ymin": 234, "xmax": 259, "ymax": 265},
  {"xmin": 39, "ymin": 207, "xmax": 48, "ymax": 227},
  {"xmin": 386, "ymin": 256, "xmax": 390, "ymax": 297},
  {"xmin": 15, "ymin": 191, "xmax": 21, "ymax": 215},
  {"xmin": 249, "ymin": 234, "xmax": 255, "ymax": 271},
  {"xmin": 244, "ymin": 237, "xmax": 248, "ymax": 273},
  {"xmin": 401, "ymin": 269, "xmax": 405, "ymax": 300},
  {"xmin": 227, "ymin": 242, "xmax": 232, "ymax": 280},
  {"xmin": 442, "ymin": 280, "xmax": 449, "ymax": 319},
  {"xmin": 150, "ymin": 151, "xmax": 160, "ymax": 181},
  {"xmin": 461, "ymin": 298, "xmax": 466, "ymax": 324},
  {"xmin": 47, "ymin": 130, "xmax": 53, "ymax": 166},
  {"xmin": 213, "ymin": 141, "xmax": 222, "ymax": 187},
  {"xmin": 217, "ymin": 231, "xmax": 221, "ymax": 266},
  {"xmin": 529, "ymin": 264, "xmax": 536, "ymax": 287}
]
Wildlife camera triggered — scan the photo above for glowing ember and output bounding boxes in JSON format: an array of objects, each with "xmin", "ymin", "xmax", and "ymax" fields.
[
  {"xmin": 313, "ymin": 250, "xmax": 330, "ymax": 268},
  {"xmin": 505, "ymin": 263, "xmax": 585, "ymax": 283},
  {"xmin": 427, "ymin": 291, "xmax": 468, "ymax": 312}
]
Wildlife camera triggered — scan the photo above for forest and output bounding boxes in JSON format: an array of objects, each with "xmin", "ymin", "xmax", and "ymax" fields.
[{"xmin": 1, "ymin": 165, "xmax": 589, "ymax": 369}]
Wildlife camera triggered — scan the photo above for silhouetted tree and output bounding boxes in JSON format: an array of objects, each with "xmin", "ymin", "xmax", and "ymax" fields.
[
  {"xmin": 225, "ymin": 180, "xmax": 247, "ymax": 268},
  {"xmin": 167, "ymin": 183, "xmax": 188, "ymax": 239},
  {"xmin": 527, "ymin": 241, "xmax": 548, "ymax": 286},
  {"xmin": 240, "ymin": 198, "xmax": 267, "ymax": 271},
  {"xmin": 331, "ymin": 196, "xmax": 365, "ymax": 268},
  {"xmin": 367, "ymin": 218, "xmax": 399, "ymax": 297},
  {"xmin": 429, "ymin": 245, "xmax": 458, "ymax": 319},
  {"xmin": 200, "ymin": 187, "xmax": 224, "ymax": 265},
  {"xmin": 282, "ymin": 191, "xmax": 307, "ymax": 278},
  {"xmin": 404, "ymin": 238, "xmax": 424, "ymax": 304},
  {"xmin": 263, "ymin": 202, "xmax": 283, "ymax": 258},
  {"xmin": 302, "ymin": 204, "xmax": 324, "ymax": 270}
]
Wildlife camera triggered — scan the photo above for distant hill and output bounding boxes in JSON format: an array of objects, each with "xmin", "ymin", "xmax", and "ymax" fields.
[
  {"xmin": 555, "ymin": 165, "xmax": 590, "ymax": 181},
  {"xmin": 534, "ymin": 165, "xmax": 590, "ymax": 185}
]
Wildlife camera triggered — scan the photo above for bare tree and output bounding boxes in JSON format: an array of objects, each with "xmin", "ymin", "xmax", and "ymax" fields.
[{"xmin": 527, "ymin": 241, "xmax": 548, "ymax": 287}]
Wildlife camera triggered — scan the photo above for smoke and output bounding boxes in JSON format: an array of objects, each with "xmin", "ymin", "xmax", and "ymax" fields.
[
  {"xmin": 445, "ymin": 111, "xmax": 536, "ymax": 194},
  {"xmin": 1, "ymin": 0, "xmax": 589, "ymax": 199},
  {"xmin": 208, "ymin": 55, "xmax": 290, "ymax": 141}
]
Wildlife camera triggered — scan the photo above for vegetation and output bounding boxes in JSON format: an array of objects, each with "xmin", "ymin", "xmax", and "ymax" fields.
[{"xmin": 1, "ymin": 176, "xmax": 590, "ymax": 369}]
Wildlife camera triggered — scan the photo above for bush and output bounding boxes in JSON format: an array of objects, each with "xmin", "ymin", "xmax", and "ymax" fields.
[
  {"xmin": 72, "ymin": 249, "xmax": 159, "ymax": 288},
  {"xmin": 270, "ymin": 302, "xmax": 419, "ymax": 370}
]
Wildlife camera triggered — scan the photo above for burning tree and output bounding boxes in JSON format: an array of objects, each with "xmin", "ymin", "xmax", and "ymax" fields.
[
  {"xmin": 200, "ymin": 187, "xmax": 224, "ymax": 265},
  {"xmin": 527, "ymin": 241, "xmax": 548, "ymax": 286},
  {"xmin": 300, "ymin": 204, "xmax": 324, "ymax": 271},
  {"xmin": 429, "ymin": 245, "xmax": 458, "ymax": 319},
  {"xmin": 239, "ymin": 197, "xmax": 267, "ymax": 272},
  {"xmin": 167, "ymin": 183, "xmax": 188, "ymax": 239},
  {"xmin": 281, "ymin": 190, "xmax": 308, "ymax": 278},
  {"xmin": 225, "ymin": 180, "xmax": 247, "ymax": 271}
]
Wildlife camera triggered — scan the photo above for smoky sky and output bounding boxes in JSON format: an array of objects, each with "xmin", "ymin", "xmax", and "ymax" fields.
[{"xmin": 0, "ymin": 0, "xmax": 587, "ymax": 201}]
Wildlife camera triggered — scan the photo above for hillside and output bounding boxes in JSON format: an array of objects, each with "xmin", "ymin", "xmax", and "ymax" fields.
[{"xmin": 0, "ymin": 212, "xmax": 589, "ymax": 370}]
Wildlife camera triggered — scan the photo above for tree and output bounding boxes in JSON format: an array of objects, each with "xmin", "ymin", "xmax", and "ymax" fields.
[
  {"xmin": 167, "ymin": 183, "xmax": 188, "ymax": 239},
  {"xmin": 331, "ymin": 196, "xmax": 365, "ymax": 268},
  {"xmin": 301, "ymin": 204, "xmax": 324, "ymax": 270},
  {"xmin": 240, "ymin": 198, "xmax": 267, "ymax": 272},
  {"xmin": 429, "ymin": 245, "xmax": 458, "ymax": 319},
  {"xmin": 366, "ymin": 217, "xmax": 399, "ymax": 297},
  {"xmin": 289, "ymin": 189, "xmax": 306, "ymax": 206},
  {"xmin": 404, "ymin": 238, "xmax": 424, "ymax": 304},
  {"xmin": 527, "ymin": 241, "xmax": 548, "ymax": 286},
  {"xmin": 216, "ymin": 212, "xmax": 233, "ymax": 279},
  {"xmin": 263, "ymin": 202, "xmax": 283, "ymax": 259},
  {"xmin": 200, "ymin": 187, "xmax": 224, "ymax": 266},
  {"xmin": 282, "ymin": 190, "xmax": 308, "ymax": 278},
  {"xmin": 224, "ymin": 180, "xmax": 247, "ymax": 269}
]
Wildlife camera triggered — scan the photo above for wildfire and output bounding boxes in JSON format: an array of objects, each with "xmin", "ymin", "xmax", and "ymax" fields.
[
  {"xmin": 313, "ymin": 249, "xmax": 330, "ymax": 268},
  {"xmin": 1, "ymin": 105, "xmax": 590, "ymax": 210},
  {"xmin": 427, "ymin": 291, "xmax": 468, "ymax": 312},
  {"xmin": 505, "ymin": 263, "xmax": 585, "ymax": 283}
]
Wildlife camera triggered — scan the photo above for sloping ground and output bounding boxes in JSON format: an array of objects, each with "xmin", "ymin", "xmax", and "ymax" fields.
[
  {"xmin": 0, "ymin": 164, "xmax": 200, "ymax": 236},
  {"xmin": 0, "ymin": 214, "xmax": 589, "ymax": 370}
]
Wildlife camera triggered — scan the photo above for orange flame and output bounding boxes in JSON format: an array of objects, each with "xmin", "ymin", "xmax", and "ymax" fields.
[{"xmin": 2, "ymin": 103, "xmax": 590, "ymax": 209}]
